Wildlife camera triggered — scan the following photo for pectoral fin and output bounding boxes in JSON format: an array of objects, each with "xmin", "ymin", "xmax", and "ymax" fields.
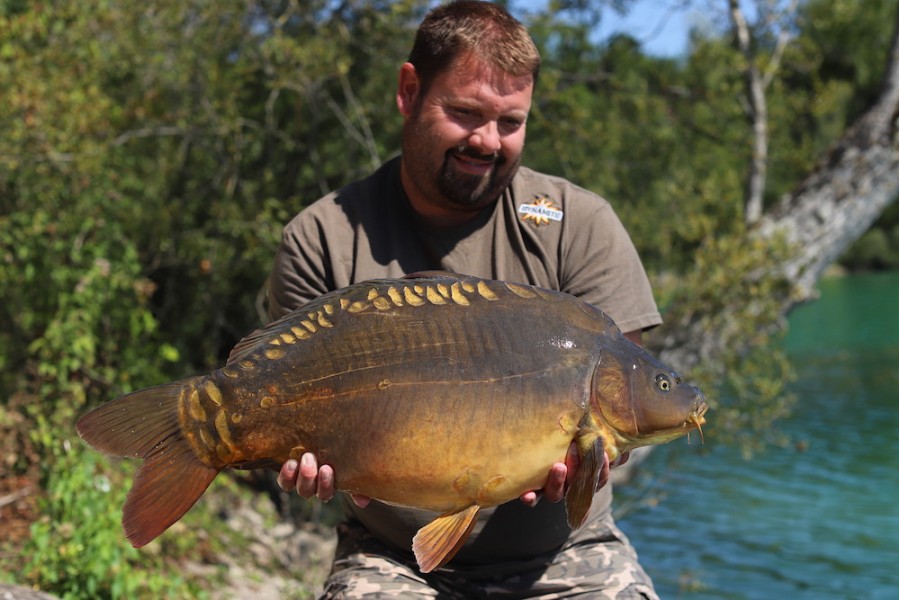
[
  {"xmin": 565, "ymin": 426, "xmax": 604, "ymax": 530},
  {"xmin": 412, "ymin": 504, "xmax": 480, "ymax": 573}
]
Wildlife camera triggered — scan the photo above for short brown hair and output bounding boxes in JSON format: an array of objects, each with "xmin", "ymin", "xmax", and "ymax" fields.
[{"xmin": 408, "ymin": 1, "xmax": 540, "ymax": 93}]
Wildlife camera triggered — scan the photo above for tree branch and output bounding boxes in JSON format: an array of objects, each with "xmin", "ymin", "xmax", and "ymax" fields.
[
  {"xmin": 761, "ymin": 0, "xmax": 799, "ymax": 90},
  {"xmin": 729, "ymin": 0, "xmax": 768, "ymax": 226}
]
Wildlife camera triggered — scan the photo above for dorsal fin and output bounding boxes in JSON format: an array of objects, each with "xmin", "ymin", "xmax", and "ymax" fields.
[
  {"xmin": 226, "ymin": 319, "xmax": 286, "ymax": 366},
  {"xmin": 228, "ymin": 274, "xmax": 478, "ymax": 366},
  {"xmin": 227, "ymin": 293, "xmax": 325, "ymax": 366}
]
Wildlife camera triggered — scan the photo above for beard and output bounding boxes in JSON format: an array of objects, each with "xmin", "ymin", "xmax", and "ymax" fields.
[
  {"xmin": 437, "ymin": 145, "xmax": 519, "ymax": 208},
  {"xmin": 402, "ymin": 112, "xmax": 521, "ymax": 211}
]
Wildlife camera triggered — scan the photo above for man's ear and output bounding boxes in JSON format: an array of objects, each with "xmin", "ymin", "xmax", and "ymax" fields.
[{"xmin": 397, "ymin": 62, "xmax": 420, "ymax": 117}]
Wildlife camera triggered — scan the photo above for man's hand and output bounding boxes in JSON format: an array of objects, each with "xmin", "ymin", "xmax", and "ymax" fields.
[
  {"xmin": 519, "ymin": 443, "xmax": 630, "ymax": 508},
  {"xmin": 277, "ymin": 453, "xmax": 370, "ymax": 508}
]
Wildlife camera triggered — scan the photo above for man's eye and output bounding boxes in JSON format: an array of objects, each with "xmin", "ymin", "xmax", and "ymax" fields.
[
  {"xmin": 500, "ymin": 118, "xmax": 523, "ymax": 132},
  {"xmin": 451, "ymin": 107, "xmax": 477, "ymax": 119}
]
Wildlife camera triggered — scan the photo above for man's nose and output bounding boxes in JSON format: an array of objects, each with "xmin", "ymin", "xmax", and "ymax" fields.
[{"xmin": 468, "ymin": 121, "xmax": 501, "ymax": 155}]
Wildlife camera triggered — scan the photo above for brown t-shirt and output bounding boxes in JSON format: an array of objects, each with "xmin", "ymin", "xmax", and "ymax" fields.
[{"xmin": 267, "ymin": 156, "xmax": 661, "ymax": 564}]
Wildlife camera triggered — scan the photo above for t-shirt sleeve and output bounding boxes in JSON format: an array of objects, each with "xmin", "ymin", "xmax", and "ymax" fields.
[
  {"xmin": 560, "ymin": 197, "xmax": 662, "ymax": 334},
  {"xmin": 267, "ymin": 206, "xmax": 335, "ymax": 321}
]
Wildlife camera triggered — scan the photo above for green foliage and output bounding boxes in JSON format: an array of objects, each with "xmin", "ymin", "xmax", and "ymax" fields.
[
  {"xmin": 526, "ymin": 0, "xmax": 899, "ymax": 273},
  {"xmin": 652, "ymin": 231, "xmax": 799, "ymax": 456},
  {"xmin": 798, "ymin": 0, "xmax": 897, "ymax": 118},
  {"xmin": 22, "ymin": 442, "xmax": 198, "ymax": 599},
  {"xmin": 525, "ymin": 17, "xmax": 754, "ymax": 272},
  {"xmin": 0, "ymin": 193, "xmax": 201, "ymax": 596}
]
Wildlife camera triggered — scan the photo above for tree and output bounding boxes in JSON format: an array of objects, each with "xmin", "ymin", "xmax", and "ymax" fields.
[
  {"xmin": 758, "ymin": 4, "xmax": 899, "ymax": 297},
  {"xmin": 639, "ymin": 0, "xmax": 899, "ymax": 451},
  {"xmin": 657, "ymin": 0, "xmax": 899, "ymax": 369}
]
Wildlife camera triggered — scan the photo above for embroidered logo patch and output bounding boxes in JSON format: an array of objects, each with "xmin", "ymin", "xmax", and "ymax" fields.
[{"xmin": 518, "ymin": 195, "xmax": 563, "ymax": 226}]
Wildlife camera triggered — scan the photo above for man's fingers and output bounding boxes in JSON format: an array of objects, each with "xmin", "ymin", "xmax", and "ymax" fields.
[
  {"xmin": 296, "ymin": 452, "xmax": 319, "ymax": 498},
  {"xmin": 318, "ymin": 464, "xmax": 335, "ymax": 502},
  {"xmin": 277, "ymin": 458, "xmax": 299, "ymax": 491},
  {"xmin": 520, "ymin": 490, "xmax": 540, "ymax": 507},
  {"xmin": 543, "ymin": 463, "xmax": 567, "ymax": 503},
  {"xmin": 520, "ymin": 461, "xmax": 567, "ymax": 507},
  {"xmin": 278, "ymin": 453, "xmax": 342, "ymax": 503}
]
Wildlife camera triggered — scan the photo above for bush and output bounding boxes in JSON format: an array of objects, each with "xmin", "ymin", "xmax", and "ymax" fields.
[{"xmin": 23, "ymin": 439, "xmax": 196, "ymax": 599}]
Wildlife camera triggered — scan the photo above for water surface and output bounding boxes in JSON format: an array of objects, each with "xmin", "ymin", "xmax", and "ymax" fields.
[{"xmin": 616, "ymin": 272, "xmax": 899, "ymax": 599}]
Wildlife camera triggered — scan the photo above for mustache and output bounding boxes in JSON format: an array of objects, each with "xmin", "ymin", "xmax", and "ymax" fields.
[{"xmin": 453, "ymin": 145, "xmax": 502, "ymax": 164}]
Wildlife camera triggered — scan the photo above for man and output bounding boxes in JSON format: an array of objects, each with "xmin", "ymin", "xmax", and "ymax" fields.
[{"xmin": 268, "ymin": 2, "xmax": 662, "ymax": 597}]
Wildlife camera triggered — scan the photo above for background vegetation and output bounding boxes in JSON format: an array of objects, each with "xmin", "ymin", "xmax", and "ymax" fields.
[{"xmin": 2, "ymin": 0, "xmax": 897, "ymax": 596}]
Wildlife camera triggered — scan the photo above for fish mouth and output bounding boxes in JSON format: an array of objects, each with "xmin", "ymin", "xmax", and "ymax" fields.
[{"xmin": 688, "ymin": 401, "xmax": 709, "ymax": 444}]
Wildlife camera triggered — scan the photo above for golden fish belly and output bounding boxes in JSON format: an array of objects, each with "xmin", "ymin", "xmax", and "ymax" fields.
[
  {"xmin": 326, "ymin": 391, "xmax": 584, "ymax": 511},
  {"xmin": 206, "ymin": 362, "xmax": 593, "ymax": 509},
  {"xmin": 209, "ymin": 363, "xmax": 590, "ymax": 511}
]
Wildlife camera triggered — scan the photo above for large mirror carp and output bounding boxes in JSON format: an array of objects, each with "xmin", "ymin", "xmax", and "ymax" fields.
[{"xmin": 77, "ymin": 273, "xmax": 708, "ymax": 572}]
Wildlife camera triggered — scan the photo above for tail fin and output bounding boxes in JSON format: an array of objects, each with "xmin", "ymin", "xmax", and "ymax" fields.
[{"xmin": 76, "ymin": 378, "xmax": 220, "ymax": 547}]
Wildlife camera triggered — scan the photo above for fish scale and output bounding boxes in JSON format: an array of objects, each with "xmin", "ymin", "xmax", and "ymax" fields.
[{"xmin": 77, "ymin": 273, "xmax": 708, "ymax": 573}]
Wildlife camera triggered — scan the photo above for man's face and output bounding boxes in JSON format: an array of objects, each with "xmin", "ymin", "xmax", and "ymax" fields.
[{"xmin": 397, "ymin": 55, "xmax": 534, "ymax": 224}]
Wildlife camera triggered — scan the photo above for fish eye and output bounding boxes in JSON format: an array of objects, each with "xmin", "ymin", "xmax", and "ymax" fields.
[{"xmin": 655, "ymin": 374, "xmax": 671, "ymax": 392}]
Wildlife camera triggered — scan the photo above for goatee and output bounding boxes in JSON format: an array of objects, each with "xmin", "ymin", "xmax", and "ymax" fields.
[{"xmin": 439, "ymin": 146, "xmax": 517, "ymax": 208}]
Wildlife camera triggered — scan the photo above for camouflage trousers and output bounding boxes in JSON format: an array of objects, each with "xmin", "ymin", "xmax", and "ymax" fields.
[{"xmin": 318, "ymin": 515, "xmax": 659, "ymax": 599}]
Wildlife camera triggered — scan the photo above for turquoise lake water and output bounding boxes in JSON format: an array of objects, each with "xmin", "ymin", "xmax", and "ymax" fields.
[{"xmin": 615, "ymin": 271, "xmax": 899, "ymax": 599}]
